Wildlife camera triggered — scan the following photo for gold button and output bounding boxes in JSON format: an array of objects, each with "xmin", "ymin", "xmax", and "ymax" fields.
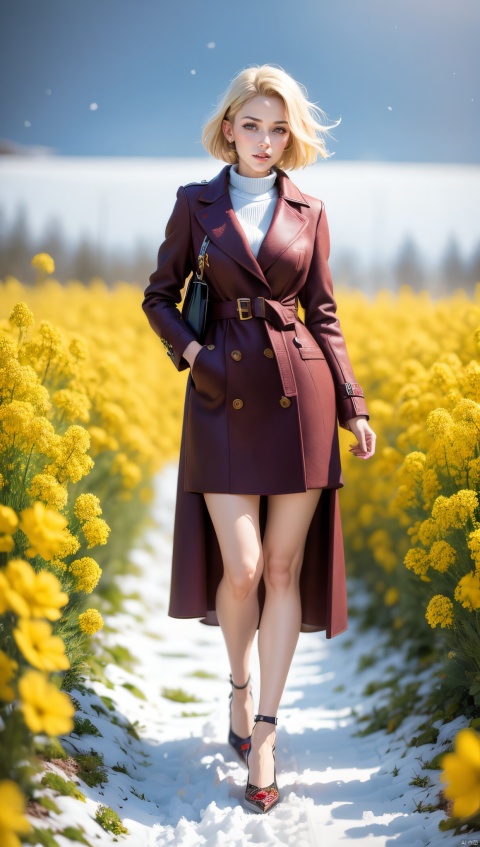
[
  {"xmin": 231, "ymin": 350, "xmax": 242, "ymax": 361},
  {"xmin": 279, "ymin": 396, "xmax": 291, "ymax": 408},
  {"xmin": 206, "ymin": 344, "xmax": 215, "ymax": 350},
  {"xmin": 232, "ymin": 398, "xmax": 244, "ymax": 410},
  {"xmin": 264, "ymin": 348, "xmax": 274, "ymax": 358}
]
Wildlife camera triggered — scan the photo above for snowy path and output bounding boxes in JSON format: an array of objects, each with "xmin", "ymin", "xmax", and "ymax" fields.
[{"xmin": 40, "ymin": 463, "xmax": 470, "ymax": 847}]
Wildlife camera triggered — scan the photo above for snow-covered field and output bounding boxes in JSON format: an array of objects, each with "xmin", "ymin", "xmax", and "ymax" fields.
[
  {"xmin": 32, "ymin": 462, "xmax": 471, "ymax": 846},
  {"xmin": 1, "ymin": 156, "xmax": 479, "ymax": 272}
]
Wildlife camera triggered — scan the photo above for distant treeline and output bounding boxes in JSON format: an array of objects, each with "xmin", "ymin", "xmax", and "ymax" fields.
[{"xmin": 1, "ymin": 204, "xmax": 479, "ymax": 296}]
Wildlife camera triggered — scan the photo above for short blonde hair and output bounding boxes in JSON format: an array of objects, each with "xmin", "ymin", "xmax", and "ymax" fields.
[{"xmin": 202, "ymin": 64, "xmax": 340, "ymax": 170}]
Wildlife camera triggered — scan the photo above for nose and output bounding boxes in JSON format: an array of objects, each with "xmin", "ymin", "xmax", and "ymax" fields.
[{"xmin": 258, "ymin": 133, "xmax": 271, "ymax": 148}]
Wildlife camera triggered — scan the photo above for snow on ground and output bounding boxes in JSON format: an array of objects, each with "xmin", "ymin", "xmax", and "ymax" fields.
[
  {"xmin": 2, "ymin": 156, "xmax": 479, "ymax": 271},
  {"xmin": 31, "ymin": 462, "xmax": 472, "ymax": 846}
]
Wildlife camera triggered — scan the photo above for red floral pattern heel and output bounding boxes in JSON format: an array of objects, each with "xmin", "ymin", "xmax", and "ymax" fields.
[
  {"xmin": 244, "ymin": 714, "xmax": 280, "ymax": 814},
  {"xmin": 228, "ymin": 674, "xmax": 253, "ymax": 765}
]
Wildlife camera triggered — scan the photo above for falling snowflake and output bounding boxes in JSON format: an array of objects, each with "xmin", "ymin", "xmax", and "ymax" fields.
[
  {"xmin": 207, "ymin": 41, "xmax": 216, "ymax": 49},
  {"xmin": 24, "ymin": 120, "xmax": 31, "ymax": 127},
  {"xmin": 89, "ymin": 103, "xmax": 99, "ymax": 111},
  {"xmin": 387, "ymin": 106, "xmax": 393, "ymax": 111},
  {"xmin": 45, "ymin": 89, "xmax": 52, "ymax": 95},
  {"xmin": 190, "ymin": 69, "xmax": 196, "ymax": 75}
]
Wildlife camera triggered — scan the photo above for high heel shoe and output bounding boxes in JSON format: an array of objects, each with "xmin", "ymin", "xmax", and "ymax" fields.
[
  {"xmin": 244, "ymin": 714, "xmax": 280, "ymax": 814},
  {"xmin": 228, "ymin": 674, "xmax": 253, "ymax": 765}
]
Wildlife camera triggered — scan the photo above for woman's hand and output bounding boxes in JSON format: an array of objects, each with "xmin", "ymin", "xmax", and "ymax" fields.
[
  {"xmin": 182, "ymin": 339, "xmax": 204, "ymax": 368},
  {"xmin": 345, "ymin": 415, "xmax": 376, "ymax": 459}
]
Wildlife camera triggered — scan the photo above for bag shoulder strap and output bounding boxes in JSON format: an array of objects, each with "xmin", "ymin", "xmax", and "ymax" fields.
[{"xmin": 197, "ymin": 235, "xmax": 210, "ymax": 280}]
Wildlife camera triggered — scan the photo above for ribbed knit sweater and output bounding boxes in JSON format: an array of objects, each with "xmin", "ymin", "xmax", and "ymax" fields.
[{"xmin": 228, "ymin": 163, "xmax": 278, "ymax": 258}]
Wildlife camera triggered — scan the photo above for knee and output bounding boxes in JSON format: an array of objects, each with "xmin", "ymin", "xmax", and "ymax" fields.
[
  {"xmin": 224, "ymin": 556, "xmax": 263, "ymax": 602},
  {"xmin": 264, "ymin": 551, "xmax": 300, "ymax": 592}
]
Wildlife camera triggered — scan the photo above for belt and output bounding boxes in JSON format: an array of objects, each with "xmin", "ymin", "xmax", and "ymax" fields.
[{"xmin": 209, "ymin": 296, "xmax": 298, "ymax": 397}]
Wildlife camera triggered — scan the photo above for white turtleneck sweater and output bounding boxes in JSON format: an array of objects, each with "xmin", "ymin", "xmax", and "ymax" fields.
[{"xmin": 228, "ymin": 164, "xmax": 278, "ymax": 258}]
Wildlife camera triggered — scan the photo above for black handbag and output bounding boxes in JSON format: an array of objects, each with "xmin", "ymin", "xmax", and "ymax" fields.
[{"xmin": 182, "ymin": 235, "xmax": 210, "ymax": 342}]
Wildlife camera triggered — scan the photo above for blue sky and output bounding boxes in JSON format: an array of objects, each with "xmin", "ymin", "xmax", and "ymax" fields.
[{"xmin": 1, "ymin": 0, "xmax": 479, "ymax": 162}]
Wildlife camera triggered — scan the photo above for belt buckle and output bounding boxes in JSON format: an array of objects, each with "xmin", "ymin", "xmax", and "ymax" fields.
[{"xmin": 237, "ymin": 297, "xmax": 252, "ymax": 320}]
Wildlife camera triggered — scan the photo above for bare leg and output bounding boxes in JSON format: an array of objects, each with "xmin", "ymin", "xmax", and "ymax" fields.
[
  {"xmin": 247, "ymin": 488, "xmax": 322, "ymax": 789},
  {"xmin": 203, "ymin": 493, "xmax": 262, "ymax": 739}
]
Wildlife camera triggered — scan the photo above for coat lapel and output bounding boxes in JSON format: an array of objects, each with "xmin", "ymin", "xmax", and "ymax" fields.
[
  {"xmin": 195, "ymin": 197, "xmax": 267, "ymax": 287},
  {"xmin": 195, "ymin": 164, "xmax": 310, "ymax": 288},
  {"xmin": 256, "ymin": 197, "xmax": 309, "ymax": 274}
]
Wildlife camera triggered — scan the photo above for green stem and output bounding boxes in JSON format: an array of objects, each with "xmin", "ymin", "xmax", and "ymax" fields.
[{"xmin": 20, "ymin": 445, "xmax": 34, "ymax": 495}]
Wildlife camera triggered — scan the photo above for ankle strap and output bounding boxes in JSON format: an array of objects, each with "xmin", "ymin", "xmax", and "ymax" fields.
[
  {"xmin": 254, "ymin": 714, "xmax": 277, "ymax": 725},
  {"xmin": 229, "ymin": 673, "xmax": 251, "ymax": 690}
]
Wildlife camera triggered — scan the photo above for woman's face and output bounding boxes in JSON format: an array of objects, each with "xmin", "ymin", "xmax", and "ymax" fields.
[{"xmin": 222, "ymin": 94, "xmax": 291, "ymax": 178}]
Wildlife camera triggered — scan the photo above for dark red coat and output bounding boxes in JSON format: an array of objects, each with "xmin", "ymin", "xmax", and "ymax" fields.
[{"xmin": 142, "ymin": 164, "xmax": 369, "ymax": 637}]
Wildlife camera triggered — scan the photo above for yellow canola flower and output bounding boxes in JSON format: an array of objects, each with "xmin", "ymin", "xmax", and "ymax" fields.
[
  {"xmin": 18, "ymin": 670, "xmax": 74, "ymax": 735},
  {"xmin": 467, "ymin": 528, "xmax": 480, "ymax": 569},
  {"xmin": 27, "ymin": 415, "xmax": 56, "ymax": 452},
  {"xmin": 0, "ymin": 779, "xmax": 32, "ymax": 847},
  {"xmin": 78, "ymin": 608, "xmax": 104, "ymax": 634},
  {"xmin": 0, "ymin": 650, "xmax": 18, "ymax": 702},
  {"xmin": 0, "ymin": 335, "xmax": 18, "ymax": 367},
  {"xmin": 31, "ymin": 252, "xmax": 55, "ymax": 274},
  {"xmin": 468, "ymin": 457, "xmax": 480, "ymax": 488},
  {"xmin": 402, "ymin": 451, "xmax": 426, "ymax": 481},
  {"xmin": 81, "ymin": 517, "xmax": 110, "ymax": 548},
  {"xmin": 69, "ymin": 557, "xmax": 102, "ymax": 593},
  {"xmin": 440, "ymin": 728, "xmax": 480, "ymax": 819},
  {"xmin": 384, "ymin": 587, "xmax": 399, "ymax": 606},
  {"xmin": 426, "ymin": 408, "xmax": 453, "ymax": 438},
  {"xmin": 0, "ymin": 535, "xmax": 15, "ymax": 553},
  {"xmin": 422, "ymin": 468, "xmax": 441, "ymax": 509},
  {"xmin": 87, "ymin": 425, "xmax": 119, "ymax": 455},
  {"xmin": 454, "ymin": 571, "xmax": 480, "ymax": 612},
  {"xmin": 52, "ymin": 388, "xmax": 91, "ymax": 423},
  {"xmin": 8, "ymin": 300, "xmax": 35, "ymax": 328},
  {"xmin": 69, "ymin": 336, "xmax": 88, "ymax": 362},
  {"xmin": 428, "ymin": 540, "xmax": 456, "ymax": 573},
  {"xmin": 38, "ymin": 320, "xmax": 63, "ymax": 352},
  {"xmin": 13, "ymin": 618, "xmax": 69, "ymax": 671},
  {"xmin": 19, "ymin": 501, "xmax": 68, "ymax": 561},
  {"xmin": 404, "ymin": 547, "xmax": 430, "ymax": 577},
  {"xmin": 99, "ymin": 400, "xmax": 127, "ymax": 432},
  {"xmin": 1, "ymin": 558, "xmax": 68, "ymax": 620},
  {"xmin": 0, "ymin": 400, "xmax": 35, "ymax": 440},
  {"xmin": 425, "ymin": 594, "xmax": 454, "ymax": 628},
  {"xmin": 48, "ymin": 529, "xmax": 80, "ymax": 567},
  {"xmin": 27, "ymin": 473, "xmax": 68, "ymax": 510},
  {"xmin": 44, "ymin": 424, "xmax": 94, "ymax": 484},
  {"xmin": 416, "ymin": 518, "xmax": 439, "ymax": 547},
  {"xmin": 431, "ymin": 490, "xmax": 479, "ymax": 533},
  {"xmin": 73, "ymin": 493, "xmax": 102, "ymax": 521},
  {"xmin": 0, "ymin": 505, "xmax": 18, "ymax": 535}
]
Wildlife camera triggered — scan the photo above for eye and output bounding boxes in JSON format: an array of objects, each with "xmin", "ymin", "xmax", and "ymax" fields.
[
  {"xmin": 242, "ymin": 123, "xmax": 257, "ymax": 131},
  {"xmin": 274, "ymin": 127, "xmax": 288, "ymax": 134}
]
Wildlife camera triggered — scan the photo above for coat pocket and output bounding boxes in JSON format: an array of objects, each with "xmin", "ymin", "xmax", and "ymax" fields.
[
  {"xmin": 191, "ymin": 345, "xmax": 224, "ymax": 400},
  {"xmin": 298, "ymin": 346, "xmax": 325, "ymax": 360}
]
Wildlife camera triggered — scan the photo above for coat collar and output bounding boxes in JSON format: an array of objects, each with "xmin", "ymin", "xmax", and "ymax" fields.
[
  {"xmin": 194, "ymin": 164, "xmax": 309, "ymax": 289},
  {"xmin": 198, "ymin": 163, "xmax": 310, "ymax": 208}
]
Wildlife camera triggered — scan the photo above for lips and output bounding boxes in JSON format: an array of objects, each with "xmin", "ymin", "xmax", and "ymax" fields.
[{"xmin": 253, "ymin": 154, "xmax": 270, "ymax": 160}]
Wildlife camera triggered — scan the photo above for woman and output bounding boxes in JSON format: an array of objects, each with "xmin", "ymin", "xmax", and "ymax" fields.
[{"xmin": 142, "ymin": 64, "xmax": 376, "ymax": 814}]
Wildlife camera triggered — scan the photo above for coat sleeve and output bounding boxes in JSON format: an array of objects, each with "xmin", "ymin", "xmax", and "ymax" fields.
[
  {"xmin": 142, "ymin": 186, "xmax": 198, "ymax": 371},
  {"xmin": 298, "ymin": 201, "xmax": 369, "ymax": 431}
]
